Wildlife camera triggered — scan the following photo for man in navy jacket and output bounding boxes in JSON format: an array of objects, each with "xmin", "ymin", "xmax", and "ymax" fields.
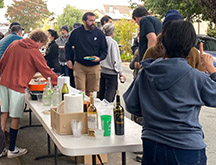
[{"xmin": 65, "ymin": 12, "xmax": 107, "ymax": 96}]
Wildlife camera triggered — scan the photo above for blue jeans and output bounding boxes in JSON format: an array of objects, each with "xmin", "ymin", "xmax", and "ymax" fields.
[{"xmin": 142, "ymin": 139, "xmax": 207, "ymax": 165}]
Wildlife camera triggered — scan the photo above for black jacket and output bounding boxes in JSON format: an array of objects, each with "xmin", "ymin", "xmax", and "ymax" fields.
[{"xmin": 45, "ymin": 40, "xmax": 60, "ymax": 73}]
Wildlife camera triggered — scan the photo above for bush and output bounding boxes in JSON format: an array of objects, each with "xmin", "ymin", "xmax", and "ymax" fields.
[
  {"xmin": 207, "ymin": 28, "xmax": 216, "ymax": 38},
  {"xmin": 121, "ymin": 52, "xmax": 133, "ymax": 62}
]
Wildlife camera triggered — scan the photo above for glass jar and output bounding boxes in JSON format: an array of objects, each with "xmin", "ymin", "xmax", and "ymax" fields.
[
  {"xmin": 52, "ymin": 86, "xmax": 61, "ymax": 106},
  {"xmin": 42, "ymin": 85, "xmax": 52, "ymax": 106}
]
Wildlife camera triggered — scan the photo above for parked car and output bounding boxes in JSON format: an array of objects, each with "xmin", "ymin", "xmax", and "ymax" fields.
[{"xmin": 195, "ymin": 35, "xmax": 216, "ymax": 66}]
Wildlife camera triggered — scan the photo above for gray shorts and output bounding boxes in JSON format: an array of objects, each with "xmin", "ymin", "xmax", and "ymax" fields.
[{"xmin": 0, "ymin": 85, "xmax": 25, "ymax": 118}]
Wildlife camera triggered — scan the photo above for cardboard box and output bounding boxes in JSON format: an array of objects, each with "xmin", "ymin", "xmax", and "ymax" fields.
[
  {"xmin": 70, "ymin": 154, "xmax": 108, "ymax": 165},
  {"xmin": 50, "ymin": 108, "xmax": 87, "ymax": 135}
]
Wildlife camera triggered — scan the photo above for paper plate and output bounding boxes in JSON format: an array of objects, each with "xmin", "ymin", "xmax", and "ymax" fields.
[{"xmin": 84, "ymin": 56, "xmax": 96, "ymax": 60}]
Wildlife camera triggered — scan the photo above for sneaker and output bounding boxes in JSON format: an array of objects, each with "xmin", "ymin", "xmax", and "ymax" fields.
[
  {"xmin": 0, "ymin": 148, "xmax": 7, "ymax": 157},
  {"xmin": 7, "ymin": 146, "xmax": 28, "ymax": 159}
]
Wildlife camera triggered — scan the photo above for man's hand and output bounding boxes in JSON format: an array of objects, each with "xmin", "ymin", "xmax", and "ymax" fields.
[
  {"xmin": 67, "ymin": 60, "xmax": 73, "ymax": 69},
  {"xmin": 92, "ymin": 56, "xmax": 100, "ymax": 62},
  {"xmin": 134, "ymin": 62, "xmax": 141, "ymax": 69},
  {"xmin": 200, "ymin": 42, "xmax": 216, "ymax": 74},
  {"xmin": 119, "ymin": 74, "xmax": 126, "ymax": 83}
]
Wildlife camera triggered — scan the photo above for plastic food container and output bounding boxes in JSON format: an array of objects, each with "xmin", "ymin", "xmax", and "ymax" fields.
[{"xmin": 28, "ymin": 83, "xmax": 46, "ymax": 91}]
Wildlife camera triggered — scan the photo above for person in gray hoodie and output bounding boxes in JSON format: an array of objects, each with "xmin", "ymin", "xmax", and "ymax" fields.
[
  {"xmin": 98, "ymin": 23, "xmax": 126, "ymax": 102},
  {"xmin": 123, "ymin": 20, "xmax": 216, "ymax": 164}
]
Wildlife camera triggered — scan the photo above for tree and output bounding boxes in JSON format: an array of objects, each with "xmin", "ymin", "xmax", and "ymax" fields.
[
  {"xmin": 115, "ymin": 19, "xmax": 138, "ymax": 61},
  {"xmin": 0, "ymin": 0, "xmax": 4, "ymax": 8},
  {"xmin": 6, "ymin": 0, "xmax": 50, "ymax": 32},
  {"xmin": 200, "ymin": 0, "xmax": 216, "ymax": 24},
  {"xmin": 56, "ymin": 5, "xmax": 83, "ymax": 32},
  {"xmin": 134, "ymin": 0, "xmax": 203, "ymax": 22}
]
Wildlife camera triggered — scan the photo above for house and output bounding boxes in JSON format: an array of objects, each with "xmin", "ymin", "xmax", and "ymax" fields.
[
  {"xmin": 40, "ymin": 16, "xmax": 57, "ymax": 31},
  {"xmin": 82, "ymin": 4, "xmax": 132, "ymax": 26},
  {"xmin": 102, "ymin": 4, "xmax": 132, "ymax": 20}
]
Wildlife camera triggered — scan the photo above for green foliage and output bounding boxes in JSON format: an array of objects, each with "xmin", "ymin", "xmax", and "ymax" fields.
[
  {"xmin": 115, "ymin": 19, "xmax": 138, "ymax": 57},
  {"xmin": 6, "ymin": 0, "xmax": 50, "ymax": 32},
  {"xmin": 142, "ymin": 0, "xmax": 203, "ymax": 22},
  {"xmin": 121, "ymin": 52, "xmax": 133, "ymax": 62},
  {"xmin": 207, "ymin": 23, "xmax": 216, "ymax": 38},
  {"xmin": 0, "ymin": 0, "xmax": 4, "ymax": 8},
  {"xmin": 200, "ymin": 0, "xmax": 216, "ymax": 23},
  {"xmin": 56, "ymin": 5, "xmax": 83, "ymax": 32}
]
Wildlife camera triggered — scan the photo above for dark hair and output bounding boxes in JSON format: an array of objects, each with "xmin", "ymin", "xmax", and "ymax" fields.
[
  {"xmin": 48, "ymin": 29, "xmax": 58, "ymax": 40},
  {"xmin": 132, "ymin": 7, "xmax": 149, "ymax": 20},
  {"xmin": 0, "ymin": 32, "xmax": 4, "ymax": 40},
  {"xmin": 29, "ymin": 29, "xmax": 48, "ymax": 45},
  {"xmin": 11, "ymin": 25, "xmax": 22, "ymax": 33},
  {"xmin": 73, "ymin": 22, "xmax": 82, "ymax": 31},
  {"xmin": 162, "ymin": 20, "xmax": 196, "ymax": 58},
  {"xmin": 100, "ymin": 15, "xmax": 112, "ymax": 26},
  {"xmin": 82, "ymin": 12, "xmax": 95, "ymax": 21}
]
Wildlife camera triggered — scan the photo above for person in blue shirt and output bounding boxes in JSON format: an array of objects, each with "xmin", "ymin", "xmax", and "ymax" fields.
[
  {"xmin": 123, "ymin": 20, "xmax": 216, "ymax": 165},
  {"xmin": 0, "ymin": 25, "xmax": 22, "ymax": 59},
  {"xmin": 65, "ymin": 12, "xmax": 108, "ymax": 96}
]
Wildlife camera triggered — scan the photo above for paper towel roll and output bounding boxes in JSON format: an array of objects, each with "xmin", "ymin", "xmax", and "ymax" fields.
[
  {"xmin": 64, "ymin": 94, "xmax": 83, "ymax": 113},
  {"xmin": 57, "ymin": 76, "xmax": 70, "ymax": 91}
]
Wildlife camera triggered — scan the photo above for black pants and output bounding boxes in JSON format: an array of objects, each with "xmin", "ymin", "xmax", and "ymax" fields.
[
  {"xmin": 68, "ymin": 69, "xmax": 75, "ymax": 88},
  {"xmin": 97, "ymin": 73, "xmax": 118, "ymax": 102}
]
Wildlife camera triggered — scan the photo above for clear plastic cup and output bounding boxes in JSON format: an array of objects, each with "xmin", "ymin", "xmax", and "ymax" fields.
[
  {"xmin": 71, "ymin": 119, "xmax": 82, "ymax": 137},
  {"xmin": 94, "ymin": 129, "xmax": 104, "ymax": 139},
  {"xmin": 37, "ymin": 93, "xmax": 43, "ymax": 102}
]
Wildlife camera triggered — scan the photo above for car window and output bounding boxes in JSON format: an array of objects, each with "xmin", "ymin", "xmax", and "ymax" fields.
[
  {"xmin": 205, "ymin": 39, "xmax": 216, "ymax": 51},
  {"xmin": 196, "ymin": 37, "xmax": 216, "ymax": 51}
]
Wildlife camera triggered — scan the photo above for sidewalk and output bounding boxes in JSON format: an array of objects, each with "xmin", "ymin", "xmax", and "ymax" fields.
[{"xmin": 0, "ymin": 112, "xmax": 141, "ymax": 165}]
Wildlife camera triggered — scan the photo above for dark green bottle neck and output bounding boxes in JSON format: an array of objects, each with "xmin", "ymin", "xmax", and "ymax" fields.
[{"xmin": 116, "ymin": 95, "xmax": 120, "ymax": 105}]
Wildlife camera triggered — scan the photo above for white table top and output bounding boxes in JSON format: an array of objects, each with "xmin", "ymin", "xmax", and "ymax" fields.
[{"xmin": 25, "ymin": 99, "xmax": 142, "ymax": 156}]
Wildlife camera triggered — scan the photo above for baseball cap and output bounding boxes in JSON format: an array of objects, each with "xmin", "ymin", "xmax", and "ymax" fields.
[{"xmin": 9, "ymin": 22, "xmax": 24, "ymax": 30}]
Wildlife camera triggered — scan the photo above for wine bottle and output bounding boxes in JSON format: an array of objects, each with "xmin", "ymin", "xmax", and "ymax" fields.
[
  {"xmin": 61, "ymin": 83, "xmax": 69, "ymax": 100},
  {"xmin": 87, "ymin": 92, "xmax": 98, "ymax": 136},
  {"xmin": 113, "ymin": 90, "xmax": 124, "ymax": 135}
]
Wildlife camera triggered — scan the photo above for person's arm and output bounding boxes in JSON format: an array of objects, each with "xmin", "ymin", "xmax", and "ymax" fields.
[
  {"xmin": 146, "ymin": 32, "xmax": 157, "ymax": 48},
  {"xmin": 65, "ymin": 32, "xmax": 75, "ymax": 69},
  {"xmin": 140, "ymin": 17, "xmax": 158, "ymax": 49},
  {"xmin": 123, "ymin": 74, "xmax": 142, "ymax": 116},
  {"xmin": 129, "ymin": 55, "xmax": 137, "ymax": 70},
  {"xmin": 131, "ymin": 37, "xmax": 138, "ymax": 55},
  {"xmin": 33, "ymin": 51, "xmax": 58, "ymax": 85},
  {"xmin": 95, "ymin": 33, "xmax": 108, "ymax": 62}
]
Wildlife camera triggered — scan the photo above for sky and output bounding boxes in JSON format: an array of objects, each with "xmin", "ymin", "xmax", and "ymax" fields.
[{"xmin": 0, "ymin": 0, "xmax": 141, "ymax": 23}]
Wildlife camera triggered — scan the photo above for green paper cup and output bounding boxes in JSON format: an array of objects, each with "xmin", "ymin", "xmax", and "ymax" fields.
[{"xmin": 101, "ymin": 115, "xmax": 112, "ymax": 136}]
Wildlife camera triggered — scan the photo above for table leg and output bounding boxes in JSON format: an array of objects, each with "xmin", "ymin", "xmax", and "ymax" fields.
[
  {"xmin": 122, "ymin": 152, "xmax": 126, "ymax": 165},
  {"xmin": 97, "ymin": 154, "xmax": 104, "ymax": 165},
  {"xmin": 34, "ymin": 134, "xmax": 63, "ymax": 161},
  {"xmin": 20, "ymin": 108, "xmax": 42, "ymax": 129},
  {"xmin": 92, "ymin": 155, "xmax": 96, "ymax": 165},
  {"xmin": 48, "ymin": 134, "xmax": 51, "ymax": 154},
  {"xmin": 75, "ymin": 156, "xmax": 78, "ymax": 165},
  {"xmin": 54, "ymin": 144, "xmax": 58, "ymax": 165}
]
